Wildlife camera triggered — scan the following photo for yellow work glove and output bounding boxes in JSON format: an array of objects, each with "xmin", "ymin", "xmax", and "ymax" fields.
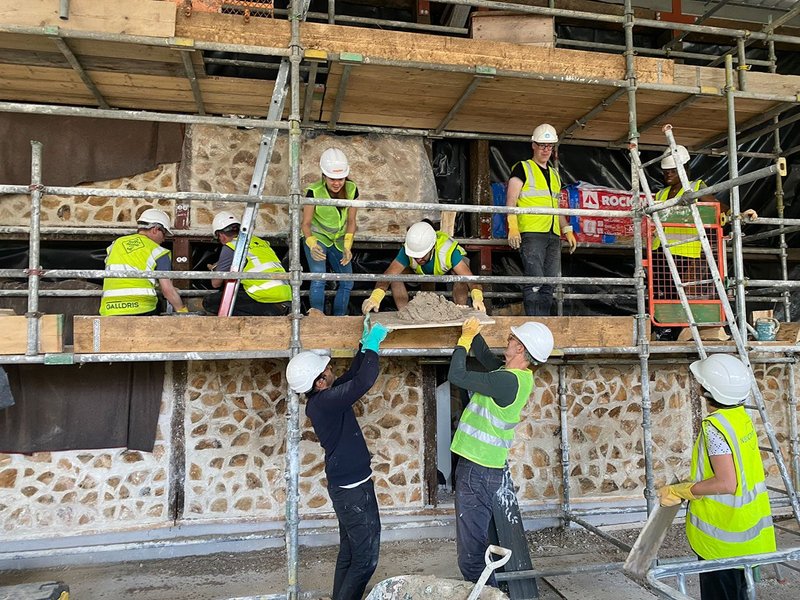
[
  {"xmin": 341, "ymin": 233, "xmax": 354, "ymax": 266},
  {"xmin": 362, "ymin": 288, "xmax": 385, "ymax": 314},
  {"xmin": 177, "ymin": 307, "xmax": 189, "ymax": 314},
  {"xmin": 457, "ymin": 317, "xmax": 483, "ymax": 351},
  {"xmin": 507, "ymin": 215, "xmax": 521, "ymax": 250},
  {"xmin": 471, "ymin": 288, "xmax": 486, "ymax": 312},
  {"xmin": 564, "ymin": 230, "xmax": 577, "ymax": 254},
  {"xmin": 305, "ymin": 236, "xmax": 326, "ymax": 262},
  {"xmin": 657, "ymin": 482, "xmax": 697, "ymax": 507}
]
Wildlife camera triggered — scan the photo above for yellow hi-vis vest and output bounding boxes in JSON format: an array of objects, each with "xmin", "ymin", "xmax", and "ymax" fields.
[
  {"xmin": 450, "ymin": 368, "xmax": 534, "ymax": 468},
  {"xmin": 306, "ymin": 179, "xmax": 358, "ymax": 251},
  {"xmin": 653, "ymin": 180, "xmax": 705, "ymax": 258},
  {"xmin": 225, "ymin": 235, "xmax": 292, "ymax": 304},
  {"xmin": 409, "ymin": 231, "xmax": 464, "ymax": 276},
  {"xmin": 516, "ymin": 159, "xmax": 562, "ymax": 235},
  {"xmin": 100, "ymin": 233, "xmax": 170, "ymax": 316},
  {"xmin": 687, "ymin": 406, "xmax": 775, "ymax": 560}
]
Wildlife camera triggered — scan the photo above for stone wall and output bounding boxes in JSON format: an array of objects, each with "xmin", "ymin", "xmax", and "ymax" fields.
[{"xmin": 2, "ymin": 359, "xmax": 796, "ymax": 540}]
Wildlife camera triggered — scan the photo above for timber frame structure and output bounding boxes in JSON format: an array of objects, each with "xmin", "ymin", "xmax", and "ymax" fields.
[{"xmin": 2, "ymin": 1, "xmax": 800, "ymax": 599}]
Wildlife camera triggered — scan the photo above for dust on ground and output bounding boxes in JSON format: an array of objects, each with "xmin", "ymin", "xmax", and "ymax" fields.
[
  {"xmin": 395, "ymin": 291, "xmax": 467, "ymax": 322},
  {"xmin": 1, "ymin": 521, "xmax": 798, "ymax": 599}
]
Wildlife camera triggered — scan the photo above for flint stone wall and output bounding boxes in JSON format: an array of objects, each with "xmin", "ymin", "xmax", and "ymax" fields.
[
  {"xmin": 2, "ymin": 359, "xmax": 795, "ymax": 540},
  {"xmin": 0, "ymin": 127, "xmax": 438, "ymax": 238}
]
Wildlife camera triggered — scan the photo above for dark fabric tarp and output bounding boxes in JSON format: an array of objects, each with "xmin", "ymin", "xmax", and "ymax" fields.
[
  {"xmin": 0, "ymin": 114, "xmax": 184, "ymax": 186},
  {"xmin": 0, "ymin": 362, "xmax": 164, "ymax": 453}
]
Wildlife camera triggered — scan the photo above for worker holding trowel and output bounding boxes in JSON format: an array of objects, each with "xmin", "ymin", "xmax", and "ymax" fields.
[
  {"xmin": 361, "ymin": 220, "xmax": 485, "ymax": 314},
  {"xmin": 447, "ymin": 316, "xmax": 554, "ymax": 585},
  {"xmin": 658, "ymin": 354, "xmax": 775, "ymax": 599},
  {"xmin": 285, "ymin": 314, "xmax": 389, "ymax": 600}
]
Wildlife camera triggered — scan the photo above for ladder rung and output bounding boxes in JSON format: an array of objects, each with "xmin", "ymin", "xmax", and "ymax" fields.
[
  {"xmin": 759, "ymin": 446, "xmax": 774, "ymax": 453},
  {"xmin": 666, "ymin": 235, "xmax": 704, "ymax": 248},
  {"xmin": 767, "ymin": 485, "xmax": 790, "ymax": 495},
  {"xmin": 678, "ymin": 278, "xmax": 716, "ymax": 287},
  {"xmin": 688, "ymin": 321, "xmax": 728, "ymax": 327},
  {"xmin": 775, "ymin": 524, "xmax": 800, "ymax": 539},
  {"xmin": 743, "ymin": 404, "xmax": 758, "ymax": 411}
]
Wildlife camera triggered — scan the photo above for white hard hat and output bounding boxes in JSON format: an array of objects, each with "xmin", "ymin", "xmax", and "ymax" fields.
[
  {"xmin": 320, "ymin": 147, "xmax": 350, "ymax": 179},
  {"xmin": 511, "ymin": 321, "xmax": 554, "ymax": 363},
  {"xmin": 286, "ymin": 351, "xmax": 330, "ymax": 394},
  {"xmin": 137, "ymin": 208, "xmax": 172, "ymax": 233},
  {"xmin": 660, "ymin": 145, "xmax": 691, "ymax": 170},
  {"xmin": 404, "ymin": 221, "xmax": 437, "ymax": 258},
  {"xmin": 531, "ymin": 123, "xmax": 558, "ymax": 144},
  {"xmin": 212, "ymin": 211, "xmax": 240, "ymax": 238},
  {"xmin": 689, "ymin": 354, "xmax": 750, "ymax": 406}
]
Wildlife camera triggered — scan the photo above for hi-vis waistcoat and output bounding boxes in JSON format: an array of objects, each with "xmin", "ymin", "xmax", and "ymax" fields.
[
  {"xmin": 450, "ymin": 368, "xmax": 533, "ymax": 468},
  {"xmin": 306, "ymin": 179, "xmax": 358, "ymax": 251},
  {"xmin": 687, "ymin": 406, "xmax": 775, "ymax": 560},
  {"xmin": 409, "ymin": 231, "xmax": 464, "ymax": 275},
  {"xmin": 100, "ymin": 233, "xmax": 170, "ymax": 316},
  {"xmin": 516, "ymin": 160, "xmax": 562, "ymax": 235},
  {"xmin": 653, "ymin": 180, "xmax": 705, "ymax": 258},
  {"xmin": 225, "ymin": 235, "xmax": 291, "ymax": 303}
]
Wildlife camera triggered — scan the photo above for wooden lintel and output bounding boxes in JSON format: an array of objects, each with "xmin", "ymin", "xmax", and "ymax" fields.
[{"xmin": 72, "ymin": 315, "xmax": 637, "ymax": 354}]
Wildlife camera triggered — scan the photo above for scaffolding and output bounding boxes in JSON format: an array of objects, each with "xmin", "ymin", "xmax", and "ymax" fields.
[{"xmin": 2, "ymin": 1, "xmax": 800, "ymax": 599}]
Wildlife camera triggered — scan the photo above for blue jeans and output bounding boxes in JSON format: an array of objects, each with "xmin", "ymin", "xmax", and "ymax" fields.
[
  {"xmin": 520, "ymin": 232, "xmax": 561, "ymax": 316},
  {"xmin": 328, "ymin": 479, "xmax": 381, "ymax": 600},
  {"xmin": 454, "ymin": 458, "xmax": 505, "ymax": 586},
  {"xmin": 303, "ymin": 241, "xmax": 354, "ymax": 316}
]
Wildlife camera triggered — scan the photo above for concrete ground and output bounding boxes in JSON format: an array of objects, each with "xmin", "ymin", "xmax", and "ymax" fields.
[{"xmin": 1, "ymin": 521, "xmax": 799, "ymax": 599}]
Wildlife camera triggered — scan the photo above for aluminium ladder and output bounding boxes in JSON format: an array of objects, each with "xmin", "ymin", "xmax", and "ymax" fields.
[
  {"xmin": 218, "ymin": 1, "xmax": 311, "ymax": 315},
  {"xmin": 632, "ymin": 127, "xmax": 800, "ymax": 535}
]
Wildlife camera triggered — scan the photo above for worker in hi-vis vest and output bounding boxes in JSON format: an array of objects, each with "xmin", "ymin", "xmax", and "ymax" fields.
[
  {"xmin": 100, "ymin": 208, "xmax": 186, "ymax": 316},
  {"xmin": 302, "ymin": 147, "xmax": 359, "ymax": 316},
  {"xmin": 658, "ymin": 354, "xmax": 775, "ymax": 599},
  {"xmin": 506, "ymin": 123, "xmax": 576, "ymax": 317},
  {"xmin": 652, "ymin": 144, "xmax": 757, "ymax": 299},
  {"xmin": 204, "ymin": 211, "xmax": 291, "ymax": 316},
  {"xmin": 448, "ymin": 317, "xmax": 554, "ymax": 586},
  {"xmin": 361, "ymin": 220, "xmax": 486, "ymax": 314}
]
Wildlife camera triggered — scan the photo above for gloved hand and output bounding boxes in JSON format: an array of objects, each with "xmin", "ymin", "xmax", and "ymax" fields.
[
  {"xmin": 362, "ymin": 323, "xmax": 389, "ymax": 353},
  {"xmin": 471, "ymin": 289, "xmax": 486, "ymax": 312},
  {"xmin": 507, "ymin": 215, "xmax": 521, "ymax": 250},
  {"xmin": 341, "ymin": 233, "xmax": 354, "ymax": 266},
  {"xmin": 743, "ymin": 209, "xmax": 758, "ymax": 221},
  {"xmin": 457, "ymin": 317, "xmax": 483, "ymax": 351},
  {"xmin": 362, "ymin": 288, "xmax": 385, "ymax": 314},
  {"xmin": 565, "ymin": 230, "xmax": 577, "ymax": 254},
  {"xmin": 305, "ymin": 236, "xmax": 326, "ymax": 262},
  {"xmin": 657, "ymin": 481, "xmax": 697, "ymax": 507}
]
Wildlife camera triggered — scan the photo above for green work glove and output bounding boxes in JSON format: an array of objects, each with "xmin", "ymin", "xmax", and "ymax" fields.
[
  {"xmin": 362, "ymin": 323, "xmax": 389, "ymax": 353},
  {"xmin": 360, "ymin": 313, "xmax": 371, "ymax": 346}
]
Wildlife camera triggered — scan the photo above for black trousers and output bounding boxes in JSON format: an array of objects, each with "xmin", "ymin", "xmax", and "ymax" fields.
[
  {"xmin": 203, "ymin": 287, "xmax": 290, "ymax": 316},
  {"xmin": 698, "ymin": 554, "xmax": 747, "ymax": 600},
  {"xmin": 328, "ymin": 479, "xmax": 381, "ymax": 600}
]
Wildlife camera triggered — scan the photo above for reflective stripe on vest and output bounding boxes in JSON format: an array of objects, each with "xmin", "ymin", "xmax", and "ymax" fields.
[
  {"xmin": 517, "ymin": 160, "xmax": 561, "ymax": 235},
  {"xmin": 652, "ymin": 180, "xmax": 704, "ymax": 258},
  {"xmin": 450, "ymin": 368, "xmax": 534, "ymax": 469},
  {"xmin": 686, "ymin": 406, "xmax": 776, "ymax": 560},
  {"xmin": 100, "ymin": 234, "xmax": 169, "ymax": 316},
  {"xmin": 226, "ymin": 235, "xmax": 292, "ymax": 303},
  {"xmin": 410, "ymin": 231, "xmax": 463, "ymax": 276},
  {"xmin": 306, "ymin": 179, "xmax": 358, "ymax": 250}
]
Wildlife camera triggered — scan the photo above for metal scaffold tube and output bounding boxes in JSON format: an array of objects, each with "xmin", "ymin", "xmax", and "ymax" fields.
[
  {"xmin": 558, "ymin": 365, "xmax": 571, "ymax": 524},
  {"xmin": 26, "ymin": 141, "xmax": 43, "ymax": 357}
]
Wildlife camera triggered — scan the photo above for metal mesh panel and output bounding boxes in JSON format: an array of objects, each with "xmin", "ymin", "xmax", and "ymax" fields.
[{"xmin": 221, "ymin": 1, "xmax": 275, "ymax": 18}]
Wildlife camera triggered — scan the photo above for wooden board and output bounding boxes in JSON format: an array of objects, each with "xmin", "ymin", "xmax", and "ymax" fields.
[
  {"xmin": 623, "ymin": 503, "xmax": 681, "ymax": 582},
  {"xmin": 71, "ymin": 315, "xmax": 636, "ymax": 354},
  {"xmin": 0, "ymin": 314, "xmax": 64, "ymax": 355},
  {"xmin": 73, "ymin": 315, "xmax": 291, "ymax": 354},
  {"xmin": 371, "ymin": 310, "xmax": 494, "ymax": 331},
  {"xmin": 471, "ymin": 12, "xmax": 554, "ymax": 47},
  {"xmin": 0, "ymin": 0, "xmax": 177, "ymax": 38}
]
